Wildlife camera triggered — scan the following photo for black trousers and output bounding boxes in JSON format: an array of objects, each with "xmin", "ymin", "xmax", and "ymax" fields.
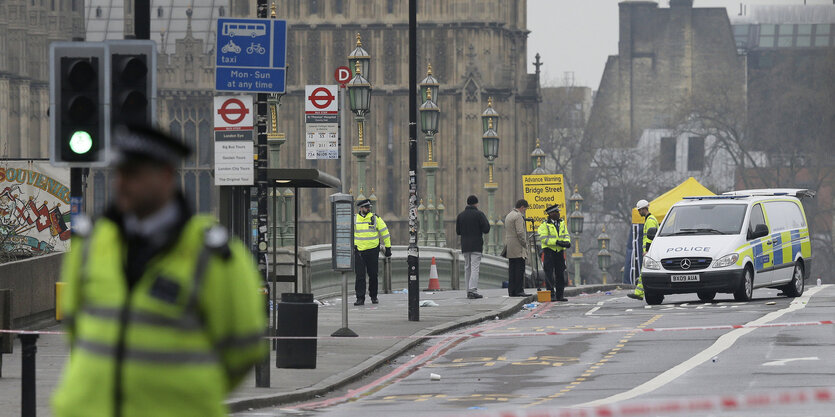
[
  {"xmin": 543, "ymin": 248, "xmax": 567, "ymax": 298},
  {"xmin": 355, "ymin": 246, "xmax": 380, "ymax": 300},
  {"xmin": 508, "ymin": 257, "xmax": 526, "ymax": 296}
]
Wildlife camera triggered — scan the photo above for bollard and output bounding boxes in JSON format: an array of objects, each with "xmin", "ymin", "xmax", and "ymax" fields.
[
  {"xmin": 255, "ymin": 283, "xmax": 270, "ymax": 388},
  {"xmin": 0, "ymin": 289, "xmax": 12, "ymax": 379},
  {"xmin": 383, "ymin": 256, "xmax": 392, "ymax": 294},
  {"xmin": 20, "ymin": 333, "xmax": 39, "ymax": 417}
]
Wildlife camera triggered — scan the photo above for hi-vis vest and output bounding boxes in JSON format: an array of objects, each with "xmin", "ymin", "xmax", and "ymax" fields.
[
  {"xmin": 354, "ymin": 212, "xmax": 391, "ymax": 251},
  {"xmin": 52, "ymin": 215, "xmax": 267, "ymax": 417},
  {"xmin": 643, "ymin": 213, "xmax": 659, "ymax": 249},
  {"xmin": 537, "ymin": 218, "xmax": 571, "ymax": 252}
]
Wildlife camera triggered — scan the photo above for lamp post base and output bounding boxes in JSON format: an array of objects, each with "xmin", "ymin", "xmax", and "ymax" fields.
[{"xmin": 331, "ymin": 327, "xmax": 359, "ymax": 337}]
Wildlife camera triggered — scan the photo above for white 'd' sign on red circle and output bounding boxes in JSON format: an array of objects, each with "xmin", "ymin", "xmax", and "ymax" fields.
[
  {"xmin": 334, "ymin": 66, "xmax": 351, "ymax": 86},
  {"xmin": 214, "ymin": 96, "xmax": 254, "ymax": 130}
]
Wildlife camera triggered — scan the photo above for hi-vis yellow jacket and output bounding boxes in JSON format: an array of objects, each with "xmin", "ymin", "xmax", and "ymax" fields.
[
  {"xmin": 538, "ymin": 218, "xmax": 571, "ymax": 252},
  {"xmin": 354, "ymin": 212, "xmax": 392, "ymax": 251},
  {"xmin": 52, "ymin": 215, "xmax": 267, "ymax": 417},
  {"xmin": 643, "ymin": 213, "xmax": 659, "ymax": 251}
]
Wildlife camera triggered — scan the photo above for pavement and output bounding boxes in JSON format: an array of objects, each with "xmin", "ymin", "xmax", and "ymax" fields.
[{"xmin": 0, "ymin": 284, "xmax": 623, "ymax": 416}]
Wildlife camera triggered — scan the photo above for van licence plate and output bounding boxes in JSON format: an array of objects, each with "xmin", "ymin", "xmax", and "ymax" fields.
[{"xmin": 671, "ymin": 274, "xmax": 700, "ymax": 282}]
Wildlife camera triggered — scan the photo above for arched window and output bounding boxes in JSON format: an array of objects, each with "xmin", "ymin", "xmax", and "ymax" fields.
[
  {"xmin": 198, "ymin": 120, "xmax": 211, "ymax": 166},
  {"xmin": 184, "ymin": 120, "xmax": 196, "ymax": 167},
  {"xmin": 184, "ymin": 171, "xmax": 197, "ymax": 210},
  {"xmin": 199, "ymin": 171, "xmax": 213, "ymax": 213}
]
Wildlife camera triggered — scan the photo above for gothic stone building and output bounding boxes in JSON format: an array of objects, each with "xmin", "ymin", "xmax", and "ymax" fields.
[
  {"xmin": 6, "ymin": 0, "xmax": 540, "ymax": 248},
  {"xmin": 274, "ymin": 0, "xmax": 540, "ymax": 246},
  {"xmin": 0, "ymin": 0, "xmax": 85, "ymax": 159}
]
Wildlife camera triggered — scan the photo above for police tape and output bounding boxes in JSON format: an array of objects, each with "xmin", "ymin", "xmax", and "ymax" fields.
[
  {"xmin": 447, "ymin": 386, "xmax": 835, "ymax": 417},
  {"xmin": 2, "ymin": 320, "xmax": 832, "ymax": 340}
]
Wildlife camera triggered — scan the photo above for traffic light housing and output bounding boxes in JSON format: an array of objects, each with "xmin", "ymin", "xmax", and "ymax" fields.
[
  {"xmin": 109, "ymin": 40, "xmax": 156, "ymax": 128},
  {"xmin": 50, "ymin": 42, "xmax": 109, "ymax": 166}
]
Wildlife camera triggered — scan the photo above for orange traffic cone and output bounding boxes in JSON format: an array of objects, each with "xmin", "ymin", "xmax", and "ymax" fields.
[{"xmin": 425, "ymin": 257, "xmax": 442, "ymax": 291}]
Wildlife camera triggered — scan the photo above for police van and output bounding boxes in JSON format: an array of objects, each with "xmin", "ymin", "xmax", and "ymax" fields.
[{"xmin": 640, "ymin": 189, "xmax": 814, "ymax": 305}]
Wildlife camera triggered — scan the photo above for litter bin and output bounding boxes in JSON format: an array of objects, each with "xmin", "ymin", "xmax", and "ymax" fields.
[{"xmin": 276, "ymin": 292, "xmax": 317, "ymax": 369}]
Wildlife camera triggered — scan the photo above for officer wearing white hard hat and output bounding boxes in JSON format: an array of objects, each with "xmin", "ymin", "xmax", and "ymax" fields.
[{"xmin": 628, "ymin": 199, "xmax": 659, "ymax": 301}]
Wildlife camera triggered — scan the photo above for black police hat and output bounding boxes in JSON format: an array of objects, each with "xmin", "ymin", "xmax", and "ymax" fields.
[
  {"xmin": 356, "ymin": 199, "xmax": 372, "ymax": 208},
  {"xmin": 111, "ymin": 124, "xmax": 191, "ymax": 167},
  {"xmin": 545, "ymin": 204, "xmax": 560, "ymax": 214}
]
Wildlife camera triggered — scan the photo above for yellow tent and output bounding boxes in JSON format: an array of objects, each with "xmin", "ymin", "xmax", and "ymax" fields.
[{"xmin": 631, "ymin": 177, "xmax": 715, "ymax": 224}]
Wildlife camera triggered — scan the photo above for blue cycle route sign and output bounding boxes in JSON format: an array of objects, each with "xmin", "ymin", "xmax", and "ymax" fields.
[{"xmin": 216, "ymin": 18, "xmax": 287, "ymax": 93}]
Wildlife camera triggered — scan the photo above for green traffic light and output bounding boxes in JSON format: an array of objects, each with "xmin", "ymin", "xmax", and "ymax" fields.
[{"xmin": 69, "ymin": 131, "xmax": 93, "ymax": 154}]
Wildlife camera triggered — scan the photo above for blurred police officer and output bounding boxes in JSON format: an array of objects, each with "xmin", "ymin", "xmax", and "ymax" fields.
[
  {"xmin": 52, "ymin": 125, "xmax": 267, "ymax": 417},
  {"xmin": 537, "ymin": 204, "xmax": 571, "ymax": 301},
  {"xmin": 353, "ymin": 199, "xmax": 392, "ymax": 305}
]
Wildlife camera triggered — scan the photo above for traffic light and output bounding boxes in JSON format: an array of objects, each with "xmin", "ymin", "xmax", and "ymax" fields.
[
  {"xmin": 108, "ymin": 40, "xmax": 156, "ymax": 128},
  {"xmin": 50, "ymin": 42, "xmax": 109, "ymax": 166}
]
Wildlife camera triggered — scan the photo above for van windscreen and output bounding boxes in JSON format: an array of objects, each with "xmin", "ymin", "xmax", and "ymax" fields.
[{"xmin": 658, "ymin": 204, "xmax": 747, "ymax": 236}]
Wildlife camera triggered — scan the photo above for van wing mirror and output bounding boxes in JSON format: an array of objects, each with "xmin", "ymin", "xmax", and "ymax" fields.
[
  {"xmin": 749, "ymin": 224, "xmax": 769, "ymax": 240},
  {"xmin": 646, "ymin": 227, "xmax": 657, "ymax": 240}
]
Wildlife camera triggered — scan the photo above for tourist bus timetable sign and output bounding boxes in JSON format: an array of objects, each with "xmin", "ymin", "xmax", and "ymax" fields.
[{"xmin": 215, "ymin": 18, "xmax": 287, "ymax": 93}]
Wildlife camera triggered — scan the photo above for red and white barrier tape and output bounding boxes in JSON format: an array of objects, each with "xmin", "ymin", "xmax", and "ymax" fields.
[
  {"xmin": 450, "ymin": 387, "xmax": 835, "ymax": 417},
  {"xmin": 1, "ymin": 320, "xmax": 832, "ymax": 339}
]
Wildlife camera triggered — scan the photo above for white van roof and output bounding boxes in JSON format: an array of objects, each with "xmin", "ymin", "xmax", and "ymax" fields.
[{"xmin": 722, "ymin": 189, "xmax": 815, "ymax": 198}]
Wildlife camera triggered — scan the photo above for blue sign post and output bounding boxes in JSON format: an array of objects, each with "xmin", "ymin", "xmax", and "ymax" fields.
[{"xmin": 216, "ymin": 18, "xmax": 287, "ymax": 93}]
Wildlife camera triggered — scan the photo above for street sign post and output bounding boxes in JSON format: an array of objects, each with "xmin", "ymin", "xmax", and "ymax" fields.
[
  {"xmin": 305, "ymin": 85, "xmax": 339, "ymax": 160},
  {"xmin": 214, "ymin": 96, "xmax": 255, "ymax": 185},
  {"xmin": 215, "ymin": 18, "xmax": 287, "ymax": 93},
  {"xmin": 522, "ymin": 174, "xmax": 568, "ymax": 231}
]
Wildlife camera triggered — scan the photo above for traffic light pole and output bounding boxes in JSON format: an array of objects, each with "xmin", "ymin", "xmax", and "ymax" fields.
[
  {"xmin": 254, "ymin": 0, "xmax": 271, "ymax": 388},
  {"xmin": 407, "ymin": 0, "xmax": 420, "ymax": 322}
]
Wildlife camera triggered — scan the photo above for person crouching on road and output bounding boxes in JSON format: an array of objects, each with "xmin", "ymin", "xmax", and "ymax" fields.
[
  {"xmin": 52, "ymin": 124, "xmax": 267, "ymax": 417},
  {"xmin": 504, "ymin": 199, "xmax": 531, "ymax": 297},
  {"xmin": 354, "ymin": 199, "xmax": 392, "ymax": 305},
  {"xmin": 456, "ymin": 195, "xmax": 491, "ymax": 299},
  {"xmin": 629, "ymin": 199, "xmax": 659, "ymax": 301},
  {"xmin": 538, "ymin": 204, "xmax": 571, "ymax": 302}
]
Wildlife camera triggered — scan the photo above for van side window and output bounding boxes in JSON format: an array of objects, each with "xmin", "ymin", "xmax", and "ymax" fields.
[
  {"xmin": 763, "ymin": 201, "xmax": 806, "ymax": 232},
  {"xmin": 749, "ymin": 204, "xmax": 766, "ymax": 236}
]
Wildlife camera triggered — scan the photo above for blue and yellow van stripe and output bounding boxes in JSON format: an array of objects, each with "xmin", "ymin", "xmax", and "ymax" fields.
[{"xmin": 733, "ymin": 227, "xmax": 810, "ymax": 271}]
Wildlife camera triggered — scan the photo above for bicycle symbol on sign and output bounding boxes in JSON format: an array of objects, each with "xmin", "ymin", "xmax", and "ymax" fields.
[{"xmin": 246, "ymin": 42, "xmax": 266, "ymax": 55}]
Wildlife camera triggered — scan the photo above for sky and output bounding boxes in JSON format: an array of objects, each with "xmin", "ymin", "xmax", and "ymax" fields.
[{"xmin": 527, "ymin": 0, "xmax": 833, "ymax": 89}]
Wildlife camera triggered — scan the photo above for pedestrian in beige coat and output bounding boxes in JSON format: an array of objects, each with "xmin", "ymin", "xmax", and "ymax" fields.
[{"xmin": 504, "ymin": 199, "xmax": 530, "ymax": 297}]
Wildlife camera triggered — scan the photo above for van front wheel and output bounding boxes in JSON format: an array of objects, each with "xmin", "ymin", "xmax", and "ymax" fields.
[
  {"xmin": 645, "ymin": 291, "xmax": 664, "ymax": 305},
  {"xmin": 697, "ymin": 290, "xmax": 716, "ymax": 302},
  {"xmin": 734, "ymin": 268, "xmax": 754, "ymax": 301},
  {"xmin": 782, "ymin": 262, "xmax": 804, "ymax": 297}
]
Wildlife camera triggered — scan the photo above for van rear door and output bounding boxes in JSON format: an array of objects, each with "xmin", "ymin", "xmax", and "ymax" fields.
[{"xmin": 762, "ymin": 200, "xmax": 806, "ymax": 284}]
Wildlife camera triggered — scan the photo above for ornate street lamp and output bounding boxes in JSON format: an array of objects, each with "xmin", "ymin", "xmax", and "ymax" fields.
[
  {"xmin": 481, "ymin": 106, "xmax": 500, "ymax": 255},
  {"xmin": 348, "ymin": 33, "xmax": 370, "ymax": 80},
  {"xmin": 347, "ymin": 46, "xmax": 372, "ymax": 201},
  {"xmin": 481, "ymin": 96, "xmax": 499, "ymax": 135},
  {"xmin": 597, "ymin": 226, "xmax": 611, "ymax": 284},
  {"xmin": 419, "ymin": 85, "xmax": 442, "ymax": 246},
  {"xmin": 568, "ymin": 185, "xmax": 585, "ymax": 284},
  {"xmin": 530, "ymin": 138, "xmax": 547, "ymax": 174},
  {"xmin": 419, "ymin": 63, "xmax": 439, "ymax": 105}
]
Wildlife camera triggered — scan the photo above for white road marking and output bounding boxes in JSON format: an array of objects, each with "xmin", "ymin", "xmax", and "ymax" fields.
[
  {"xmin": 585, "ymin": 297, "xmax": 626, "ymax": 316},
  {"xmin": 574, "ymin": 285, "xmax": 826, "ymax": 408},
  {"xmin": 762, "ymin": 357, "xmax": 819, "ymax": 366}
]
